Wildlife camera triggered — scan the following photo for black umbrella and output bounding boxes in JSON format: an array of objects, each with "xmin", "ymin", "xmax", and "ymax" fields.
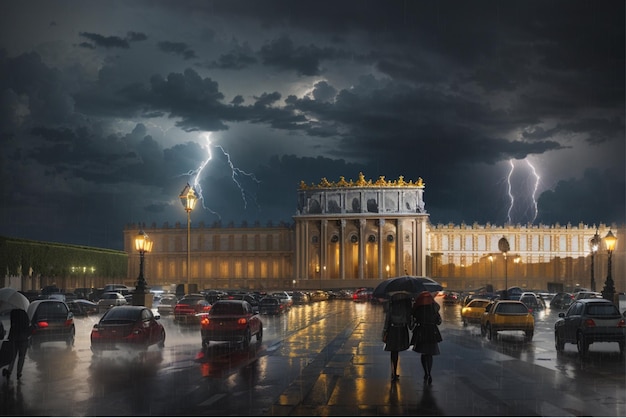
[{"xmin": 373, "ymin": 276, "xmax": 443, "ymax": 299}]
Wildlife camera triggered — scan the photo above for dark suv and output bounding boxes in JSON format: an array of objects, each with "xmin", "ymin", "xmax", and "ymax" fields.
[
  {"xmin": 554, "ymin": 299, "xmax": 625, "ymax": 357},
  {"xmin": 27, "ymin": 300, "xmax": 75, "ymax": 349}
]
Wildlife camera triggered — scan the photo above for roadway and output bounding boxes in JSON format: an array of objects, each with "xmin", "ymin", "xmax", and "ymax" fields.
[{"xmin": 1, "ymin": 298, "xmax": 624, "ymax": 416}]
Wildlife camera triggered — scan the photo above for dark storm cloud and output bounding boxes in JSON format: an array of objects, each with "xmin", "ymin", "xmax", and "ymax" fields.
[
  {"xmin": 259, "ymin": 35, "xmax": 348, "ymax": 76},
  {"xmin": 538, "ymin": 168, "xmax": 626, "ymax": 226},
  {"xmin": 79, "ymin": 32, "xmax": 130, "ymax": 49},
  {"xmin": 0, "ymin": 0, "xmax": 623, "ymax": 250},
  {"xmin": 157, "ymin": 41, "xmax": 197, "ymax": 60},
  {"xmin": 200, "ymin": 42, "xmax": 257, "ymax": 70}
]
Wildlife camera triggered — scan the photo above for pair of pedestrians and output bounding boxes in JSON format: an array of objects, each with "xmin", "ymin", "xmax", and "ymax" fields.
[
  {"xmin": 1, "ymin": 309, "xmax": 31, "ymax": 380},
  {"xmin": 382, "ymin": 291, "xmax": 442, "ymax": 384}
]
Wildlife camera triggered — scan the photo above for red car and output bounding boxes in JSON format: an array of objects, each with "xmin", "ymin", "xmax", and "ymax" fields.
[
  {"xmin": 174, "ymin": 294, "xmax": 211, "ymax": 323},
  {"xmin": 200, "ymin": 300, "xmax": 263, "ymax": 349},
  {"xmin": 352, "ymin": 287, "xmax": 373, "ymax": 302},
  {"xmin": 90, "ymin": 306, "xmax": 165, "ymax": 353}
]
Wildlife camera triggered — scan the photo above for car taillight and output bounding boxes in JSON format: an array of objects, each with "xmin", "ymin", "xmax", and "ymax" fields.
[
  {"xmin": 65, "ymin": 319, "xmax": 73, "ymax": 326},
  {"xmin": 238, "ymin": 318, "xmax": 247, "ymax": 325},
  {"xmin": 37, "ymin": 321, "xmax": 49, "ymax": 328},
  {"xmin": 202, "ymin": 305, "xmax": 211, "ymax": 312},
  {"xmin": 618, "ymin": 319, "xmax": 625, "ymax": 328},
  {"xmin": 200, "ymin": 316, "xmax": 209, "ymax": 326},
  {"xmin": 584, "ymin": 318, "xmax": 596, "ymax": 327}
]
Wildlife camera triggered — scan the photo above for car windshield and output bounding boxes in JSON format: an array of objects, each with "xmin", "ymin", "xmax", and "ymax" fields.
[
  {"xmin": 261, "ymin": 299, "xmax": 278, "ymax": 305},
  {"xmin": 496, "ymin": 303, "xmax": 528, "ymax": 314},
  {"xmin": 211, "ymin": 303, "xmax": 244, "ymax": 315},
  {"xmin": 587, "ymin": 304, "xmax": 620, "ymax": 316},
  {"xmin": 470, "ymin": 300, "xmax": 490, "ymax": 308},
  {"xmin": 36, "ymin": 303, "xmax": 68, "ymax": 319},
  {"xmin": 179, "ymin": 298, "xmax": 203, "ymax": 305},
  {"xmin": 102, "ymin": 308, "xmax": 140, "ymax": 322}
]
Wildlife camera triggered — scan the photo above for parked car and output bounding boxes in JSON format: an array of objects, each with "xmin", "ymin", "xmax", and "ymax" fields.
[
  {"xmin": 174, "ymin": 294, "xmax": 211, "ymax": 323},
  {"xmin": 554, "ymin": 299, "xmax": 625, "ymax": 356},
  {"xmin": 352, "ymin": 288, "xmax": 373, "ymax": 303},
  {"xmin": 291, "ymin": 291, "xmax": 310, "ymax": 304},
  {"xmin": 27, "ymin": 299, "xmax": 75, "ymax": 349},
  {"xmin": 258, "ymin": 297, "xmax": 286, "ymax": 315},
  {"xmin": 97, "ymin": 292, "xmax": 129, "ymax": 312},
  {"xmin": 67, "ymin": 299, "xmax": 99, "ymax": 316},
  {"xmin": 519, "ymin": 292, "xmax": 546, "ymax": 313},
  {"xmin": 270, "ymin": 291, "xmax": 293, "ymax": 308},
  {"xmin": 157, "ymin": 294, "xmax": 178, "ymax": 316},
  {"xmin": 440, "ymin": 291, "xmax": 461, "ymax": 305},
  {"xmin": 200, "ymin": 300, "xmax": 263, "ymax": 349},
  {"xmin": 309, "ymin": 290, "xmax": 329, "ymax": 302},
  {"xmin": 573, "ymin": 291, "xmax": 603, "ymax": 300},
  {"xmin": 91, "ymin": 306, "xmax": 165, "ymax": 354},
  {"xmin": 461, "ymin": 298, "xmax": 491, "ymax": 327},
  {"xmin": 550, "ymin": 292, "xmax": 574, "ymax": 310},
  {"xmin": 480, "ymin": 300, "xmax": 535, "ymax": 341}
]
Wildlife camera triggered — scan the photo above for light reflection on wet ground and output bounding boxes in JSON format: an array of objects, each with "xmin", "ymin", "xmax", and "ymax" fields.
[{"xmin": 0, "ymin": 298, "xmax": 623, "ymax": 416}]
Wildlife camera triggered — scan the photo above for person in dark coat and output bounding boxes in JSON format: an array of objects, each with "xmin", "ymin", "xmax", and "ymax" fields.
[
  {"xmin": 411, "ymin": 291, "xmax": 442, "ymax": 386},
  {"xmin": 2, "ymin": 308, "xmax": 31, "ymax": 380},
  {"xmin": 382, "ymin": 294, "xmax": 412, "ymax": 381}
]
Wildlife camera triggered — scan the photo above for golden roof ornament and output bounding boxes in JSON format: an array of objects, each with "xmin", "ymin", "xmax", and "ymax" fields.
[{"xmin": 298, "ymin": 173, "xmax": 425, "ymax": 190}]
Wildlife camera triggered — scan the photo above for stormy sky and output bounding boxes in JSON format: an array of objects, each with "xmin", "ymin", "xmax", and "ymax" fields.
[{"xmin": 0, "ymin": 0, "xmax": 624, "ymax": 251}]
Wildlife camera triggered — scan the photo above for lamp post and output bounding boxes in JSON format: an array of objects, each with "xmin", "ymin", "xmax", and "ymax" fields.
[
  {"xmin": 602, "ymin": 230, "xmax": 617, "ymax": 302},
  {"xmin": 179, "ymin": 183, "xmax": 197, "ymax": 290},
  {"xmin": 498, "ymin": 236, "xmax": 510, "ymax": 299},
  {"xmin": 589, "ymin": 229, "xmax": 600, "ymax": 292},
  {"xmin": 133, "ymin": 229, "xmax": 153, "ymax": 306}
]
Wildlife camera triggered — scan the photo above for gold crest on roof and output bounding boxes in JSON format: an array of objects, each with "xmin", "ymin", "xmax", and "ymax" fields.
[{"xmin": 298, "ymin": 172, "xmax": 425, "ymax": 189}]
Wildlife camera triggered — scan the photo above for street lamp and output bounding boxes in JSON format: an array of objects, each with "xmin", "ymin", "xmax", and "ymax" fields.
[
  {"xmin": 602, "ymin": 230, "xmax": 617, "ymax": 302},
  {"xmin": 488, "ymin": 255, "xmax": 494, "ymax": 283},
  {"xmin": 386, "ymin": 264, "xmax": 390, "ymax": 279},
  {"xmin": 133, "ymin": 229, "xmax": 153, "ymax": 306},
  {"xmin": 498, "ymin": 236, "xmax": 510, "ymax": 299},
  {"xmin": 179, "ymin": 183, "xmax": 197, "ymax": 289},
  {"xmin": 589, "ymin": 229, "xmax": 600, "ymax": 292}
]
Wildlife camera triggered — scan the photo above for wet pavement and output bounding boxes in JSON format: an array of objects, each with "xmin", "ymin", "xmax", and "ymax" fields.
[
  {"xmin": 264, "ymin": 313, "xmax": 625, "ymax": 417},
  {"xmin": 1, "ymin": 300, "xmax": 625, "ymax": 416}
]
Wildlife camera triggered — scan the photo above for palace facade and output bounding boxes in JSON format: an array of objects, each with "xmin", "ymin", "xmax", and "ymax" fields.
[{"xmin": 124, "ymin": 173, "xmax": 624, "ymax": 293}]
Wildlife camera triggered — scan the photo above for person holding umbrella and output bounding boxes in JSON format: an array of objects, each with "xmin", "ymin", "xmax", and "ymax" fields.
[
  {"xmin": 2, "ymin": 308, "xmax": 31, "ymax": 380},
  {"xmin": 410, "ymin": 291, "xmax": 442, "ymax": 386},
  {"xmin": 381, "ymin": 293, "xmax": 413, "ymax": 382}
]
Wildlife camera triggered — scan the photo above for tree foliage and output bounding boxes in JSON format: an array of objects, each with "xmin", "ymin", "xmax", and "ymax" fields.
[{"xmin": 0, "ymin": 236, "xmax": 127, "ymax": 279}]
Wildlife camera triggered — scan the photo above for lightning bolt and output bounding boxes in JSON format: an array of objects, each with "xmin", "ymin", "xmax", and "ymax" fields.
[
  {"xmin": 506, "ymin": 160, "xmax": 515, "ymax": 225},
  {"xmin": 505, "ymin": 158, "xmax": 541, "ymax": 225},
  {"xmin": 526, "ymin": 159, "xmax": 540, "ymax": 223},
  {"xmin": 180, "ymin": 133, "xmax": 261, "ymax": 218}
]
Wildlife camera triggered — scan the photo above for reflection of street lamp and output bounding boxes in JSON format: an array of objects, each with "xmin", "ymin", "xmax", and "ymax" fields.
[
  {"xmin": 315, "ymin": 264, "xmax": 320, "ymax": 290},
  {"xmin": 498, "ymin": 237, "xmax": 510, "ymax": 299},
  {"xmin": 133, "ymin": 229, "xmax": 153, "ymax": 305},
  {"xmin": 179, "ymin": 183, "xmax": 197, "ymax": 288},
  {"xmin": 488, "ymin": 255, "xmax": 493, "ymax": 283},
  {"xmin": 386, "ymin": 264, "xmax": 390, "ymax": 279},
  {"xmin": 602, "ymin": 230, "xmax": 617, "ymax": 302},
  {"xmin": 589, "ymin": 230, "xmax": 600, "ymax": 292}
]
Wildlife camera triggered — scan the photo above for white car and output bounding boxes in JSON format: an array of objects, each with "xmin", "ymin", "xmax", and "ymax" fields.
[
  {"xmin": 97, "ymin": 292, "xmax": 128, "ymax": 312},
  {"xmin": 271, "ymin": 291, "xmax": 293, "ymax": 308}
]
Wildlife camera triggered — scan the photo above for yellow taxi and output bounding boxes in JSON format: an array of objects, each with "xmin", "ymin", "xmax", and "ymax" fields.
[
  {"xmin": 480, "ymin": 300, "xmax": 535, "ymax": 341},
  {"xmin": 461, "ymin": 298, "xmax": 491, "ymax": 327}
]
